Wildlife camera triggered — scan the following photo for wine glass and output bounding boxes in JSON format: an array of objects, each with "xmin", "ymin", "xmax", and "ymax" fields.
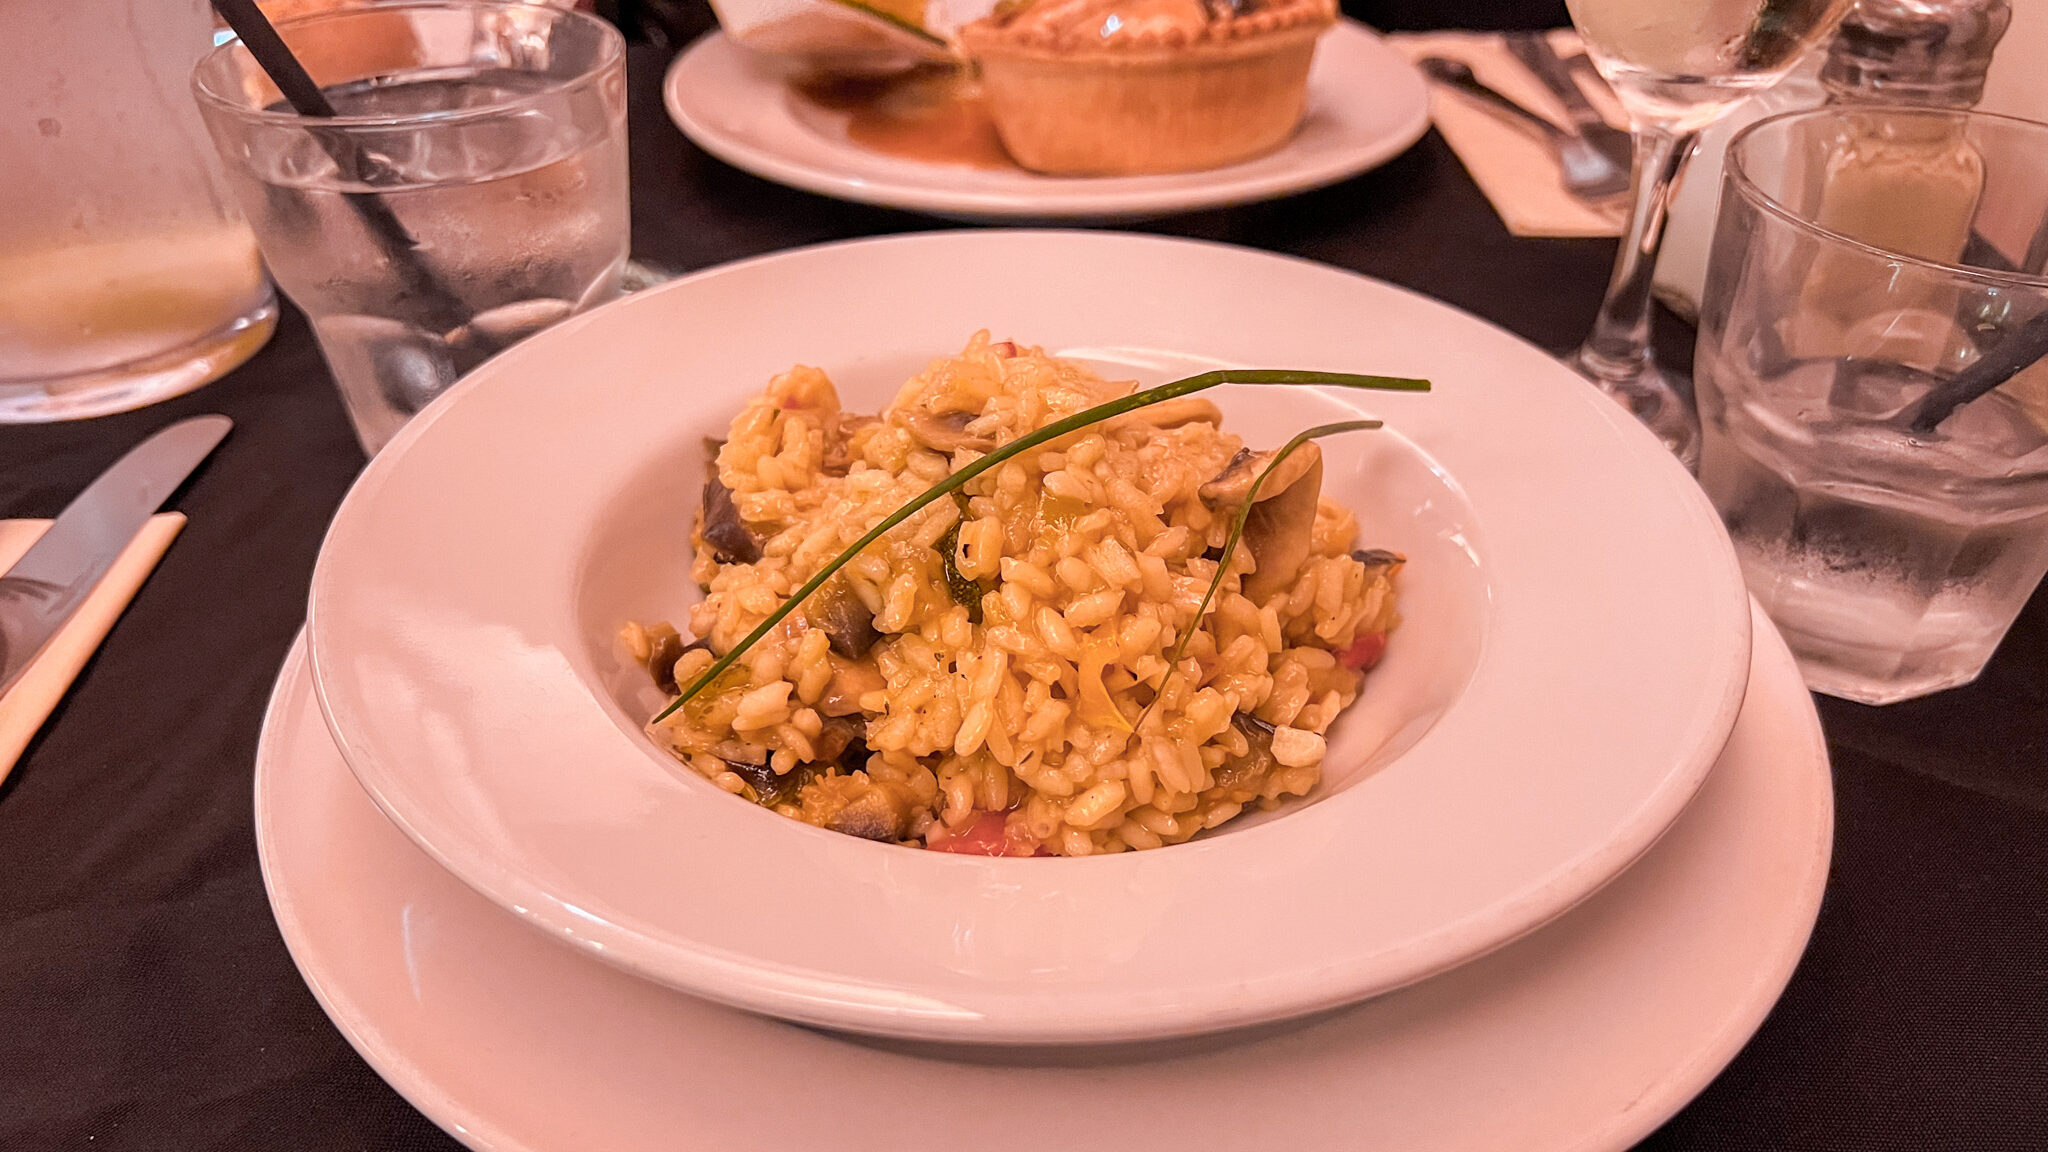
[{"xmin": 1561, "ymin": 0, "xmax": 1854, "ymax": 465}]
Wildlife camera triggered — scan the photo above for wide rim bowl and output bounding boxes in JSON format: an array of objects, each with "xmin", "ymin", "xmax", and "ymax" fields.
[{"xmin": 307, "ymin": 230, "xmax": 1751, "ymax": 1044}]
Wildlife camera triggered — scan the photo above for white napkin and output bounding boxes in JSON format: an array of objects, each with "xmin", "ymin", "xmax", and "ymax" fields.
[
  {"xmin": 0, "ymin": 513, "xmax": 185, "ymax": 783},
  {"xmin": 1387, "ymin": 29, "xmax": 1630, "ymax": 239}
]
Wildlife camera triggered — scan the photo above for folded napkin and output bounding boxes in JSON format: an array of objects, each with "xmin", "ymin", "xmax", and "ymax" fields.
[
  {"xmin": 1387, "ymin": 29, "xmax": 1629, "ymax": 239},
  {"xmin": 0, "ymin": 513, "xmax": 185, "ymax": 783}
]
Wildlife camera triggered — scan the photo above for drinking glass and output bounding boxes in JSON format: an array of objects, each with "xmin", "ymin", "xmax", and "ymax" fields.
[
  {"xmin": 1696, "ymin": 106, "xmax": 2048, "ymax": 704},
  {"xmin": 1, "ymin": 0, "xmax": 277, "ymax": 423},
  {"xmin": 1563, "ymin": 0, "xmax": 1854, "ymax": 465},
  {"xmin": 192, "ymin": 0, "xmax": 629, "ymax": 455}
]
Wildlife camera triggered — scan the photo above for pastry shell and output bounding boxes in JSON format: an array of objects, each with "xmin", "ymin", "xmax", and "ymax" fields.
[{"xmin": 960, "ymin": 14, "xmax": 1332, "ymax": 175}]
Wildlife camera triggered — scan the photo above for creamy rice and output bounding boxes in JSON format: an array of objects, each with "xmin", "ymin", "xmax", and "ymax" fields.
[{"xmin": 625, "ymin": 333, "xmax": 1401, "ymax": 855}]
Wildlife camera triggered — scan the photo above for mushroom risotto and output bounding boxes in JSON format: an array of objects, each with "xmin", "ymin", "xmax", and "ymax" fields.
[{"xmin": 624, "ymin": 334, "xmax": 1402, "ymax": 855}]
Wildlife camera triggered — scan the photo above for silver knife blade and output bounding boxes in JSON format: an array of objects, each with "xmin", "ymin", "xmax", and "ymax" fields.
[{"xmin": 0, "ymin": 414, "xmax": 231, "ymax": 696}]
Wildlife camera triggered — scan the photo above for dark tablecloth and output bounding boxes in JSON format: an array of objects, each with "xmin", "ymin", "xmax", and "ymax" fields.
[{"xmin": 2, "ymin": 3, "xmax": 2043, "ymax": 1148}]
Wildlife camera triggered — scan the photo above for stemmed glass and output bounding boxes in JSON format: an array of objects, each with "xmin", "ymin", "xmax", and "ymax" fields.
[{"xmin": 1561, "ymin": 0, "xmax": 1854, "ymax": 465}]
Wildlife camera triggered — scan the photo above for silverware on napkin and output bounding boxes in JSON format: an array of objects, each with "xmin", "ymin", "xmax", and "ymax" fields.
[
  {"xmin": 1505, "ymin": 32, "xmax": 1634, "ymax": 176},
  {"xmin": 0, "ymin": 416, "xmax": 230, "ymax": 698},
  {"xmin": 1418, "ymin": 56, "xmax": 1630, "ymax": 201}
]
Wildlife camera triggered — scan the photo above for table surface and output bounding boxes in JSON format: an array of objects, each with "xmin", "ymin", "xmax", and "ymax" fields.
[{"xmin": 2, "ymin": 4, "xmax": 2043, "ymax": 1149}]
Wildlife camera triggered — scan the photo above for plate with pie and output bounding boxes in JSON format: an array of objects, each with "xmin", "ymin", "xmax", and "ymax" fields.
[{"xmin": 663, "ymin": 16, "xmax": 1431, "ymax": 220}]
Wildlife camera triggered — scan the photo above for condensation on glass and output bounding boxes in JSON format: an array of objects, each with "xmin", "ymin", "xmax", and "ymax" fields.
[{"xmin": 1696, "ymin": 106, "xmax": 2048, "ymax": 704}]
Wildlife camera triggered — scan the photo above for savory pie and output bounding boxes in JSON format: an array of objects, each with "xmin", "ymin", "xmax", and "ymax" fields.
[{"xmin": 958, "ymin": 0, "xmax": 1337, "ymax": 175}]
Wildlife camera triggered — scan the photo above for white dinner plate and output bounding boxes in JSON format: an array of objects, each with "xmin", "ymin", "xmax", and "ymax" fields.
[
  {"xmin": 260, "ymin": 599, "xmax": 1830, "ymax": 1152},
  {"xmin": 306, "ymin": 230, "xmax": 1751, "ymax": 1043},
  {"xmin": 662, "ymin": 22, "xmax": 1431, "ymax": 220}
]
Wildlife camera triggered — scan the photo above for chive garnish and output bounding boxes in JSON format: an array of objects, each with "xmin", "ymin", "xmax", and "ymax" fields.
[
  {"xmin": 1136, "ymin": 419, "xmax": 1381, "ymax": 732},
  {"xmin": 654, "ymin": 369, "xmax": 1429, "ymax": 724}
]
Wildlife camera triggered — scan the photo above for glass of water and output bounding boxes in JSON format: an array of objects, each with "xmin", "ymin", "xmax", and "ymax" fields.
[
  {"xmin": 193, "ymin": 0, "xmax": 628, "ymax": 454},
  {"xmin": 1696, "ymin": 106, "xmax": 2048, "ymax": 704},
  {"xmin": 1562, "ymin": 0, "xmax": 1853, "ymax": 464}
]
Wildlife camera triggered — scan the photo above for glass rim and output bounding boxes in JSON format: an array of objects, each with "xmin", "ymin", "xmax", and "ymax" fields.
[
  {"xmin": 1725, "ymin": 104, "xmax": 2048, "ymax": 291},
  {"xmin": 191, "ymin": 0, "xmax": 624, "ymax": 131}
]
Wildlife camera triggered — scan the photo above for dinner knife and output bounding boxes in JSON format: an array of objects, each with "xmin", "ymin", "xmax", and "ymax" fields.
[
  {"xmin": 0, "ymin": 415, "xmax": 231, "ymax": 697},
  {"xmin": 1505, "ymin": 33, "xmax": 1634, "ymax": 175}
]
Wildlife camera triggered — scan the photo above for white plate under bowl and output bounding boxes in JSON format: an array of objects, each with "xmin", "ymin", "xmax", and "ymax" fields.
[
  {"xmin": 306, "ymin": 230, "xmax": 1751, "ymax": 1044},
  {"xmin": 662, "ymin": 21, "xmax": 1431, "ymax": 221},
  {"xmin": 259, "ymin": 599, "xmax": 1829, "ymax": 1152}
]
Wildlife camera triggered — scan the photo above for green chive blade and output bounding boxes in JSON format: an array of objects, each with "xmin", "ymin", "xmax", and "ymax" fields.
[{"xmin": 1137, "ymin": 418, "xmax": 1384, "ymax": 732}]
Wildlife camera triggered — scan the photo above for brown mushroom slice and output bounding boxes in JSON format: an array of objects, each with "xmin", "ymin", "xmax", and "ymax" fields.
[
  {"xmin": 638, "ymin": 625, "xmax": 709, "ymax": 693},
  {"xmin": 1198, "ymin": 443, "xmax": 1320, "ymax": 506},
  {"xmin": 1199, "ymin": 442, "xmax": 1325, "ymax": 602},
  {"xmin": 710, "ymin": 738, "xmax": 769, "ymax": 768},
  {"xmin": 821, "ymin": 412, "xmax": 879, "ymax": 476},
  {"xmin": 809, "ymin": 577, "xmax": 881, "ymax": 659},
  {"xmin": 902, "ymin": 408, "xmax": 999, "ymax": 453},
  {"xmin": 724, "ymin": 756, "xmax": 814, "ymax": 808},
  {"xmin": 1210, "ymin": 712, "xmax": 1279, "ymax": 801},
  {"xmin": 813, "ymin": 717, "xmax": 869, "ymax": 768},
  {"xmin": 699, "ymin": 471, "xmax": 763, "ymax": 565},
  {"xmin": 819, "ymin": 660, "xmax": 887, "ymax": 716},
  {"xmin": 1242, "ymin": 452, "xmax": 1323, "ymax": 602},
  {"xmin": 825, "ymin": 784, "xmax": 910, "ymax": 841}
]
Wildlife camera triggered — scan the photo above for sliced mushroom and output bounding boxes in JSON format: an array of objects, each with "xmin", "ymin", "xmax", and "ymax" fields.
[
  {"xmin": 1352, "ymin": 548, "xmax": 1404, "ymax": 570},
  {"xmin": 902, "ymin": 408, "xmax": 998, "ymax": 453},
  {"xmin": 711, "ymin": 739, "xmax": 768, "ymax": 767},
  {"xmin": 699, "ymin": 472, "xmax": 763, "ymax": 565},
  {"xmin": 1199, "ymin": 443, "xmax": 1319, "ymax": 506},
  {"xmin": 1211, "ymin": 712, "xmax": 1279, "ymax": 800},
  {"xmin": 819, "ymin": 660, "xmax": 887, "ymax": 716},
  {"xmin": 1200, "ymin": 443, "xmax": 1325, "ymax": 602},
  {"xmin": 638, "ymin": 625, "xmax": 707, "ymax": 694},
  {"xmin": 814, "ymin": 718, "xmax": 869, "ymax": 769},
  {"xmin": 810, "ymin": 577, "xmax": 881, "ymax": 659},
  {"xmin": 821, "ymin": 412, "xmax": 879, "ymax": 476},
  {"xmin": 825, "ymin": 784, "xmax": 910, "ymax": 841},
  {"xmin": 725, "ymin": 757, "xmax": 813, "ymax": 808}
]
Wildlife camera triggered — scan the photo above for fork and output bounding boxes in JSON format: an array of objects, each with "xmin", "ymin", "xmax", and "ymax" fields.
[
  {"xmin": 1417, "ymin": 56, "xmax": 1630, "ymax": 201},
  {"xmin": 1504, "ymin": 33, "xmax": 1633, "ymax": 176}
]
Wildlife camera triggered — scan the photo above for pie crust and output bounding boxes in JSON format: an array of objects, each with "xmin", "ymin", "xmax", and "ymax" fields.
[{"xmin": 959, "ymin": 0, "xmax": 1337, "ymax": 175}]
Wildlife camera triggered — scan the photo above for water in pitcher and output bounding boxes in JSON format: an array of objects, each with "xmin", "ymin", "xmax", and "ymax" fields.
[
  {"xmin": 0, "ymin": 230, "xmax": 266, "ymax": 383},
  {"xmin": 0, "ymin": 0, "xmax": 274, "ymax": 419}
]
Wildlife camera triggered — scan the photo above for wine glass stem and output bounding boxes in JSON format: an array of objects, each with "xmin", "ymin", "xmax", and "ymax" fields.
[{"xmin": 1577, "ymin": 125, "xmax": 1699, "ymax": 379}]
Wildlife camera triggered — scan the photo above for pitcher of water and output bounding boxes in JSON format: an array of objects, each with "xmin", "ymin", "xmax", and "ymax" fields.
[{"xmin": 0, "ymin": 0, "xmax": 277, "ymax": 422}]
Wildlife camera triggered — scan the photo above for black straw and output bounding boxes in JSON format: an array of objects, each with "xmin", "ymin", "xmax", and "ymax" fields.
[
  {"xmin": 1902, "ymin": 308, "xmax": 2048, "ymax": 434},
  {"xmin": 210, "ymin": 0, "xmax": 471, "ymax": 331}
]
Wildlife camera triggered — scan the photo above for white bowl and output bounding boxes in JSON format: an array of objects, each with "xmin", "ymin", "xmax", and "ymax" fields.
[{"xmin": 307, "ymin": 231, "xmax": 1751, "ymax": 1044}]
